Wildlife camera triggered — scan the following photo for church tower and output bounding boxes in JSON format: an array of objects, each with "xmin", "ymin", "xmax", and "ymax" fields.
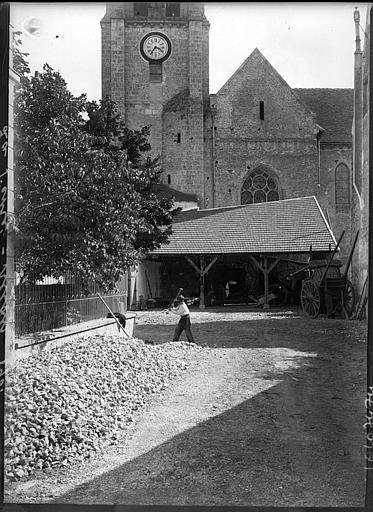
[{"xmin": 101, "ymin": 2, "xmax": 210, "ymax": 206}]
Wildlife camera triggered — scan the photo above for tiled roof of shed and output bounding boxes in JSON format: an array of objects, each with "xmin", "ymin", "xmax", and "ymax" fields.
[
  {"xmin": 153, "ymin": 196, "xmax": 336, "ymax": 255},
  {"xmin": 294, "ymin": 88, "xmax": 353, "ymax": 144}
]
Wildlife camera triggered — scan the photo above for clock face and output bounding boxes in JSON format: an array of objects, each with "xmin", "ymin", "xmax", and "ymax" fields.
[{"xmin": 140, "ymin": 32, "xmax": 171, "ymax": 62}]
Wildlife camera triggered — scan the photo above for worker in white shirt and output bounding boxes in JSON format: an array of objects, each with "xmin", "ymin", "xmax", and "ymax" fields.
[{"xmin": 169, "ymin": 295, "xmax": 196, "ymax": 343}]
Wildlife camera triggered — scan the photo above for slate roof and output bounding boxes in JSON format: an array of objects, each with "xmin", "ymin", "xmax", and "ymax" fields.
[
  {"xmin": 294, "ymin": 88, "xmax": 353, "ymax": 144},
  {"xmin": 153, "ymin": 196, "xmax": 336, "ymax": 255},
  {"xmin": 152, "ymin": 183, "xmax": 198, "ymax": 202}
]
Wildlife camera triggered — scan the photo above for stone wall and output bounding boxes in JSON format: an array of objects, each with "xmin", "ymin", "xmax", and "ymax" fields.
[
  {"xmin": 317, "ymin": 143, "xmax": 353, "ymax": 263},
  {"xmin": 212, "ymin": 49, "xmax": 320, "ymax": 209},
  {"xmin": 101, "ymin": 4, "xmax": 356, "ymax": 280},
  {"xmin": 101, "ymin": 3, "xmax": 210, "ymax": 205},
  {"xmin": 100, "ymin": 17, "xmax": 111, "ymax": 101},
  {"xmin": 162, "ymin": 99, "xmax": 205, "ymax": 203},
  {"xmin": 213, "ymin": 139, "xmax": 319, "ymax": 208}
]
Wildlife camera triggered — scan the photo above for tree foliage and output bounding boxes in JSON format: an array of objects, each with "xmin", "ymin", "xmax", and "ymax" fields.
[
  {"xmin": 14, "ymin": 59, "xmax": 174, "ymax": 288},
  {"xmin": 12, "ymin": 31, "xmax": 30, "ymax": 78}
]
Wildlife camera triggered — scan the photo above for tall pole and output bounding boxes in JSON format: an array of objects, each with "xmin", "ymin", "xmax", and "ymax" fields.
[
  {"xmin": 366, "ymin": 6, "xmax": 373, "ymax": 509},
  {"xmin": 210, "ymin": 99, "xmax": 217, "ymax": 209},
  {"xmin": 0, "ymin": 3, "xmax": 10, "ymax": 504},
  {"xmin": 263, "ymin": 256, "xmax": 269, "ymax": 309},
  {"xmin": 353, "ymin": 7, "xmax": 363, "ymax": 196},
  {"xmin": 199, "ymin": 255, "xmax": 205, "ymax": 309}
]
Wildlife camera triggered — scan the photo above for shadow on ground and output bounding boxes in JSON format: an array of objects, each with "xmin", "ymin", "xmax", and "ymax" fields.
[
  {"xmin": 52, "ymin": 310, "xmax": 366, "ymax": 507},
  {"xmin": 136, "ymin": 307, "xmax": 366, "ymax": 351}
]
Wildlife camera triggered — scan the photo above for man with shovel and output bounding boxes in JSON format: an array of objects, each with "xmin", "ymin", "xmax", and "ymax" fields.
[{"xmin": 170, "ymin": 294, "xmax": 196, "ymax": 344}]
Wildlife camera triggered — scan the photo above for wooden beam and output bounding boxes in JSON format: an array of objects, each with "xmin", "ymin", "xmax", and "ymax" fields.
[
  {"xmin": 185, "ymin": 255, "xmax": 219, "ymax": 309},
  {"xmin": 185, "ymin": 255, "xmax": 200, "ymax": 274},
  {"xmin": 249, "ymin": 255, "xmax": 279, "ymax": 273},
  {"xmin": 268, "ymin": 257, "xmax": 281, "ymax": 274},
  {"xmin": 248, "ymin": 255, "xmax": 263, "ymax": 273},
  {"xmin": 263, "ymin": 256, "xmax": 269, "ymax": 309},
  {"xmin": 248, "ymin": 255, "xmax": 281, "ymax": 309},
  {"xmin": 320, "ymin": 231, "xmax": 345, "ymax": 285},
  {"xmin": 200, "ymin": 256, "xmax": 205, "ymax": 309},
  {"xmin": 275, "ymin": 257, "xmax": 307, "ymax": 266},
  {"xmin": 203, "ymin": 255, "xmax": 219, "ymax": 275},
  {"xmin": 185, "ymin": 255, "xmax": 219, "ymax": 276},
  {"xmin": 343, "ymin": 230, "xmax": 359, "ymax": 278}
]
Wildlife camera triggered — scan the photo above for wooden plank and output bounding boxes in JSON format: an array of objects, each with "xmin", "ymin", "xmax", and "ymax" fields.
[
  {"xmin": 319, "ymin": 231, "xmax": 345, "ymax": 285},
  {"xmin": 185, "ymin": 255, "xmax": 219, "ymax": 309},
  {"xmin": 249, "ymin": 255, "xmax": 280, "ymax": 309},
  {"xmin": 185, "ymin": 255, "xmax": 200, "ymax": 274},
  {"xmin": 203, "ymin": 255, "xmax": 219, "ymax": 275},
  {"xmin": 248, "ymin": 255, "xmax": 264, "ymax": 273},
  {"xmin": 354, "ymin": 276, "xmax": 368, "ymax": 320},
  {"xmin": 343, "ymin": 230, "xmax": 359, "ymax": 278},
  {"xmin": 268, "ymin": 257, "xmax": 281, "ymax": 273}
]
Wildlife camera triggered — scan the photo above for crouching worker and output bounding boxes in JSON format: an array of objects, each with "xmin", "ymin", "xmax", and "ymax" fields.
[{"xmin": 170, "ymin": 295, "xmax": 195, "ymax": 344}]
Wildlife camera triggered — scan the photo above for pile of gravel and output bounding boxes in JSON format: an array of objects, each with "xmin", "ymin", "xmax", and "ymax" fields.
[{"xmin": 4, "ymin": 335, "xmax": 200, "ymax": 482}]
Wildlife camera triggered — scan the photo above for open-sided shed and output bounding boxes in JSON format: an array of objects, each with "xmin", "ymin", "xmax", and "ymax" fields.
[{"xmin": 151, "ymin": 196, "xmax": 336, "ymax": 308}]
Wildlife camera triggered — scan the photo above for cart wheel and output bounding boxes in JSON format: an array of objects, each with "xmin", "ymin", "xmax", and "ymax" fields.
[
  {"xmin": 301, "ymin": 279, "xmax": 321, "ymax": 318},
  {"xmin": 342, "ymin": 279, "xmax": 355, "ymax": 319}
]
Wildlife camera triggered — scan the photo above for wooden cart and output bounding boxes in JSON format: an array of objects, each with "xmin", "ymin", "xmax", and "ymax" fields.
[{"xmin": 300, "ymin": 231, "xmax": 358, "ymax": 319}]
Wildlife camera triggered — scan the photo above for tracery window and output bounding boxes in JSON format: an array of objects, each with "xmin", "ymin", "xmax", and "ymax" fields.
[
  {"xmin": 241, "ymin": 168, "xmax": 280, "ymax": 205},
  {"xmin": 335, "ymin": 163, "xmax": 350, "ymax": 204}
]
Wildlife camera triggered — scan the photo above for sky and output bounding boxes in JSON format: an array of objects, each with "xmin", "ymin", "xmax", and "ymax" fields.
[{"xmin": 10, "ymin": 2, "xmax": 370, "ymax": 101}]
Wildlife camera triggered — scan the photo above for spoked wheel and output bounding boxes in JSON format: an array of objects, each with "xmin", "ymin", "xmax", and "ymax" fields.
[
  {"xmin": 301, "ymin": 279, "xmax": 321, "ymax": 318},
  {"xmin": 342, "ymin": 279, "xmax": 356, "ymax": 319}
]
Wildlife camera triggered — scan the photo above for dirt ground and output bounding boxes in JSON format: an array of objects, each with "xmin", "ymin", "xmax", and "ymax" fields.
[{"xmin": 6, "ymin": 306, "xmax": 367, "ymax": 506}]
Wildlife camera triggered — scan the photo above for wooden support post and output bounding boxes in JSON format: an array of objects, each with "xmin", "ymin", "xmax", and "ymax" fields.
[
  {"xmin": 248, "ymin": 255, "xmax": 280, "ymax": 309},
  {"xmin": 204, "ymin": 256, "xmax": 219, "ymax": 274},
  {"xmin": 200, "ymin": 255, "xmax": 205, "ymax": 309},
  {"xmin": 184, "ymin": 255, "xmax": 219, "ymax": 309},
  {"xmin": 248, "ymin": 255, "xmax": 262, "ymax": 273},
  {"xmin": 263, "ymin": 256, "xmax": 269, "ymax": 309},
  {"xmin": 185, "ymin": 256, "xmax": 199, "ymax": 273}
]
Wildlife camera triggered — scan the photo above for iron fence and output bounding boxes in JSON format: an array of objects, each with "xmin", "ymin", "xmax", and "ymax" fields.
[{"xmin": 15, "ymin": 273, "xmax": 128, "ymax": 336}]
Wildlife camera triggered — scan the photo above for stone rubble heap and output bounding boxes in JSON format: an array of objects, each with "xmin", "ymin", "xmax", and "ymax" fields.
[{"xmin": 5, "ymin": 335, "xmax": 200, "ymax": 481}]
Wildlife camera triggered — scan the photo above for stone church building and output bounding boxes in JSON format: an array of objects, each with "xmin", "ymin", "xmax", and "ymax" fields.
[{"xmin": 101, "ymin": 2, "xmax": 358, "ymax": 307}]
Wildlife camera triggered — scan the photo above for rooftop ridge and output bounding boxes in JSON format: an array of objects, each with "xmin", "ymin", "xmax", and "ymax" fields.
[{"xmin": 179, "ymin": 195, "xmax": 317, "ymax": 214}]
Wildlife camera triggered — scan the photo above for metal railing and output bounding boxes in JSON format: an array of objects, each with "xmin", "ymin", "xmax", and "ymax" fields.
[{"xmin": 15, "ymin": 273, "xmax": 128, "ymax": 336}]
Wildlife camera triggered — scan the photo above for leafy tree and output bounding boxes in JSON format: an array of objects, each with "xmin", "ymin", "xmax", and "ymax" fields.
[
  {"xmin": 12, "ymin": 30, "xmax": 30, "ymax": 78},
  {"xmin": 14, "ymin": 62, "xmax": 174, "ymax": 288},
  {"xmin": 82, "ymin": 98, "xmax": 174, "ymax": 254}
]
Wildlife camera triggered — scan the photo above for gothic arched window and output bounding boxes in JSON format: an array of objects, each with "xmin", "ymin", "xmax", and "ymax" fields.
[
  {"xmin": 241, "ymin": 168, "xmax": 280, "ymax": 205},
  {"xmin": 335, "ymin": 163, "xmax": 350, "ymax": 205}
]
